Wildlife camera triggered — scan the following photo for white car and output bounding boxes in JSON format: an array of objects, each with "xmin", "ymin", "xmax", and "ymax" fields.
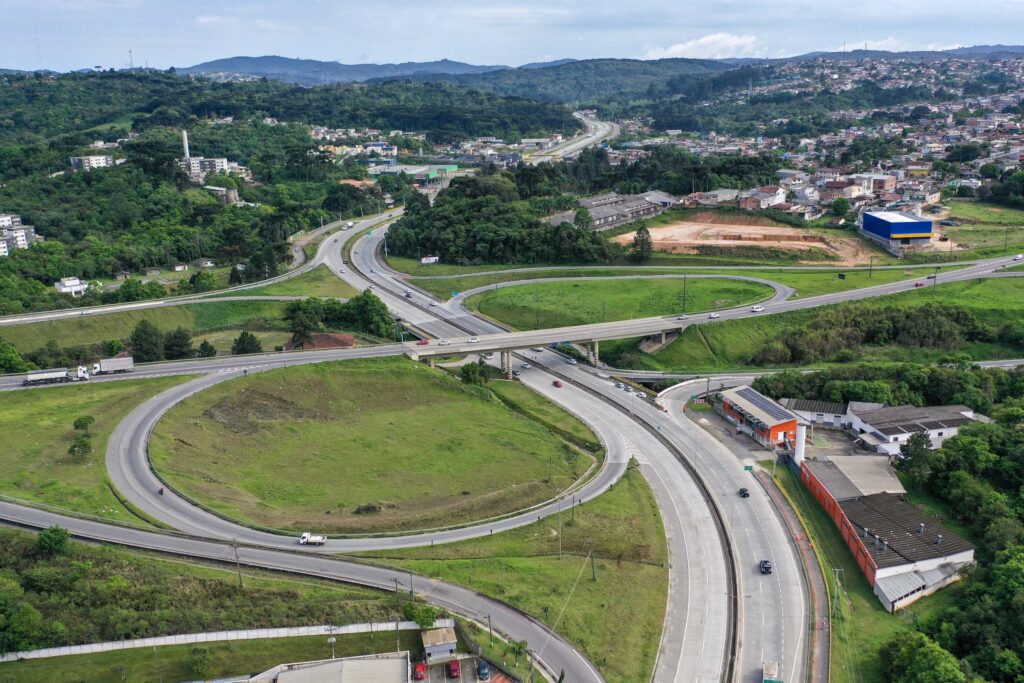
[
  {"xmin": 429, "ymin": 301, "xmax": 437, "ymax": 307},
  {"xmin": 338, "ymin": 268, "xmax": 346, "ymax": 273},
  {"xmin": 1015, "ymin": 254, "xmax": 1024, "ymax": 260},
  {"xmin": 751, "ymin": 305, "xmax": 765, "ymax": 313},
  {"xmin": 676, "ymin": 314, "xmax": 688, "ymax": 320},
  {"xmin": 567, "ymin": 359, "xmax": 578, "ymax": 366},
  {"xmin": 368, "ymin": 284, "xmax": 376, "ymax": 289},
  {"xmin": 439, "ymin": 339, "xmax": 452, "ymax": 346},
  {"xmin": 468, "ymin": 337, "xmax": 480, "ymax": 343},
  {"xmin": 521, "ymin": 362, "xmax": 532, "ymax": 369},
  {"xmin": 709, "ymin": 312, "xmax": 721, "ymax": 319}
]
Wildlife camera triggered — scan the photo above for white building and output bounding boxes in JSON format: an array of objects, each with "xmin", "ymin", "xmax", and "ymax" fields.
[
  {"xmin": 70, "ymin": 155, "xmax": 114, "ymax": 171},
  {"xmin": 0, "ymin": 214, "xmax": 41, "ymax": 256},
  {"xmin": 848, "ymin": 404, "xmax": 981, "ymax": 456},
  {"xmin": 54, "ymin": 277, "xmax": 89, "ymax": 297}
]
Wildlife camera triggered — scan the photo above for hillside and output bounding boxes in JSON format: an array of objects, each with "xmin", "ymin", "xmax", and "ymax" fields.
[{"xmin": 180, "ymin": 55, "xmax": 508, "ymax": 85}]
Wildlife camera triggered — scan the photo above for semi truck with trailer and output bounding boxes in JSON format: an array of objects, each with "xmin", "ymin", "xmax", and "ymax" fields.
[
  {"xmin": 23, "ymin": 366, "xmax": 90, "ymax": 386},
  {"xmin": 92, "ymin": 357, "xmax": 134, "ymax": 375}
]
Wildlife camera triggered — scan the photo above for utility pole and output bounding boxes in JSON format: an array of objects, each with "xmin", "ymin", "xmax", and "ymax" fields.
[
  {"xmin": 488, "ymin": 614, "xmax": 493, "ymax": 645},
  {"xmin": 409, "ymin": 570, "xmax": 414, "ymax": 597},
  {"xmin": 232, "ymin": 539, "xmax": 243, "ymax": 589},
  {"xmin": 393, "ymin": 577, "xmax": 401, "ymax": 612},
  {"xmin": 590, "ymin": 541, "xmax": 597, "ymax": 581},
  {"xmin": 868, "ymin": 254, "xmax": 873, "ymax": 279}
]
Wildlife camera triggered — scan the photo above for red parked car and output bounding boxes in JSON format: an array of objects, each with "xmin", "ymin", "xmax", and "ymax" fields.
[
  {"xmin": 447, "ymin": 659, "xmax": 462, "ymax": 678},
  {"xmin": 414, "ymin": 661, "xmax": 427, "ymax": 680}
]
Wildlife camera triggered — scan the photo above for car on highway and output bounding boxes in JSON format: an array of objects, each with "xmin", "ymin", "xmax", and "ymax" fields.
[
  {"xmin": 512, "ymin": 370, "xmax": 521, "ymax": 377},
  {"xmin": 447, "ymin": 660, "xmax": 462, "ymax": 678},
  {"xmin": 709, "ymin": 313, "xmax": 720, "ymax": 319},
  {"xmin": 368, "ymin": 284, "xmax": 376, "ymax": 289},
  {"xmin": 759, "ymin": 559, "xmax": 773, "ymax": 575},
  {"xmin": 1015, "ymin": 254, "xmax": 1024, "ymax": 260},
  {"xmin": 676, "ymin": 314, "xmax": 688, "ymax": 320},
  {"xmin": 614, "ymin": 382, "xmax": 623, "ymax": 389},
  {"xmin": 439, "ymin": 339, "xmax": 452, "ymax": 346},
  {"xmin": 468, "ymin": 337, "xmax": 480, "ymax": 343},
  {"xmin": 567, "ymin": 358, "xmax": 578, "ymax": 365},
  {"xmin": 338, "ymin": 268, "xmax": 346, "ymax": 274},
  {"xmin": 416, "ymin": 339, "xmax": 430, "ymax": 346},
  {"xmin": 521, "ymin": 362, "xmax": 531, "ymax": 369},
  {"xmin": 751, "ymin": 306, "xmax": 765, "ymax": 313},
  {"xmin": 552, "ymin": 380, "xmax": 563, "ymax": 388},
  {"xmin": 739, "ymin": 488, "xmax": 750, "ymax": 498},
  {"xmin": 484, "ymin": 352, "xmax": 495, "ymax": 360},
  {"xmin": 530, "ymin": 347, "xmax": 544, "ymax": 352},
  {"xmin": 915, "ymin": 282, "xmax": 925, "ymax": 287},
  {"xmin": 477, "ymin": 659, "xmax": 491, "ymax": 680},
  {"xmin": 430, "ymin": 301, "xmax": 438, "ymax": 307},
  {"xmin": 414, "ymin": 661, "xmax": 426, "ymax": 680},
  {"xmin": 370, "ymin": 268, "xmax": 375, "ymax": 273}
]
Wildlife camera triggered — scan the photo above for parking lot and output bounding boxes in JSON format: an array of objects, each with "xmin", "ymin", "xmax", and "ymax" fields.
[{"xmin": 424, "ymin": 655, "xmax": 511, "ymax": 682}]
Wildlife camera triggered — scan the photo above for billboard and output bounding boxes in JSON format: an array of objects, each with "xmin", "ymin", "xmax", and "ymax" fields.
[{"xmin": 420, "ymin": 256, "xmax": 440, "ymax": 265}]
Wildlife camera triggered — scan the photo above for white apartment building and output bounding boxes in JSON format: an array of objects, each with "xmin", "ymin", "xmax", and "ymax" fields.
[{"xmin": 70, "ymin": 155, "xmax": 115, "ymax": 170}]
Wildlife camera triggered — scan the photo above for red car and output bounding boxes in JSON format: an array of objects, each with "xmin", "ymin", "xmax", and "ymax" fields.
[
  {"xmin": 915, "ymin": 282, "xmax": 925, "ymax": 287},
  {"xmin": 416, "ymin": 339, "xmax": 430, "ymax": 345},
  {"xmin": 414, "ymin": 661, "xmax": 426, "ymax": 680},
  {"xmin": 552, "ymin": 380, "xmax": 563, "ymax": 388},
  {"xmin": 447, "ymin": 659, "xmax": 462, "ymax": 678}
]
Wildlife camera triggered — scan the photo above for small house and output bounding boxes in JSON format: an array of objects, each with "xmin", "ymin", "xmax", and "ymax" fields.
[
  {"xmin": 144, "ymin": 267, "xmax": 161, "ymax": 277},
  {"xmin": 172, "ymin": 264, "xmax": 189, "ymax": 272},
  {"xmin": 195, "ymin": 258, "xmax": 215, "ymax": 268},
  {"xmin": 114, "ymin": 271, "xmax": 131, "ymax": 281}
]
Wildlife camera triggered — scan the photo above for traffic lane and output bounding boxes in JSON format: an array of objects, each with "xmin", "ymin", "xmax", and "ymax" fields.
[
  {"xmin": 657, "ymin": 389, "xmax": 807, "ymax": 683},
  {"xmin": 0, "ymin": 501, "xmax": 602, "ymax": 683}
]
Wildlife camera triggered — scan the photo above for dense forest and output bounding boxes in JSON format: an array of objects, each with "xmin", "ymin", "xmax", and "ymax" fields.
[
  {"xmin": 755, "ymin": 363, "xmax": 1024, "ymax": 682},
  {"xmin": 977, "ymin": 169, "xmax": 1024, "ymax": 209},
  {"xmin": 0, "ymin": 71, "xmax": 581, "ymax": 145}
]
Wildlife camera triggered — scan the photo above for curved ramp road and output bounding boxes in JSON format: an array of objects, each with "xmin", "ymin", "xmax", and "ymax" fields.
[{"xmin": 0, "ymin": 501, "xmax": 601, "ymax": 683}]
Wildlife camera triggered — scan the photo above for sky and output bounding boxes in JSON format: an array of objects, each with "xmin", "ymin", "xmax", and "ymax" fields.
[{"xmin": 1, "ymin": 0, "xmax": 1022, "ymax": 72}]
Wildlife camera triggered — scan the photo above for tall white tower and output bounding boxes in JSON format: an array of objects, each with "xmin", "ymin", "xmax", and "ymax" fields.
[{"xmin": 182, "ymin": 130, "xmax": 190, "ymax": 159}]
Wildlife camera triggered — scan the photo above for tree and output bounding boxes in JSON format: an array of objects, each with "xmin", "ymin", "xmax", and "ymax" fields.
[
  {"xmin": 402, "ymin": 602, "xmax": 440, "ymax": 630},
  {"xmin": 163, "ymin": 327, "xmax": 194, "ymax": 360},
  {"xmin": 288, "ymin": 309, "xmax": 320, "ymax": 349},
  {"xmin": 188, "ymin": 647, "xmax": 212, "ymax": 678},
  {"xmin": 184, "ymin": 271, "xmax": 217, "ymax": 294},
  {"xmin": 231, "ymin": 331, "xmax": 262, "ymax": 355},
  {"xmin": 631, "ymin": 223, "xmax": 654, "ymax": 263},
  {"xmin": 0, "ymin": 337, "xmax": 31, "ymax": 374},
  {"xmin": 36, "ymin": 526, "xmax": 69, "ymax": 558},
  {"xmin": 73, "ymin": 415, "xmax": 95, "ymax": 432},
  {"xmin": 895, "ymin": 432, "xmax": 934, "ymax": 490},
  {"xmin": 979, "ymin": 163, "xmax": 1002, "ymax": 180},
  {"xmin": 129, "ymin": 320, "xmax": 164, "ymax": 362},
  {"xmin": 831, "ymin": 198, "xmax": 851, "ymax": 216},
  {"xmin": 68, "ymin": 433, "xmax": 93, "ymax": 460},
  {"xmin": 228, "ymin": 265, "xmax": 244, "ymax": 285},
  {"xmin": 103, "ymin": 338, "xmax": 125, "ymax": 357},
  {"xmin": 197, "ymin": 339, "xmax": 217, "ymax": 358},
  {"xmin": 881, "ymin": 631, "xmax": 965, "ymax": 683},
  {"xmin": 460, "ymin": 361, "xmax": 487, "ymax": 386},
  {"xmin": 573, "ymin": 207, "xmax": 593, "ymax": 231}
]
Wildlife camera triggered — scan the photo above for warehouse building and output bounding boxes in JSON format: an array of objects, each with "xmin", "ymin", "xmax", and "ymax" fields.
[
  {"xmin": 849, "ymin": 404, "xmax": 980, "ymax": 456},
  {"xmin": 714, "ymin": 386, "xmax": 799, "ymax": 450},
  {"xmin": 801, "ymin": 460, "xmax": 973, "ymax": 612},
  {"xmin": 246, "ymin": 651, "xmax": 410, "ymax": 682},
  {"xmin": 859, "ymin": 211, "xmax": 934, "ymax": 255}
]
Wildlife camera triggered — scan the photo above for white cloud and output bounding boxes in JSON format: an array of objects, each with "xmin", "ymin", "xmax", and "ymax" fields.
[
  {"xmin": 194, "ymin": 15, "xmax": 229, "ymax": 25},
  {"xmin": 840, "ymin": 37, "xmax": 964, "ymax": 53},
  {"xmin": 644, "ymin": 33, "xmax": 761, "ymax": 60}
]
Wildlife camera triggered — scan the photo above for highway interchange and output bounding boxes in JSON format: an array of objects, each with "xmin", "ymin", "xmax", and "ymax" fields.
[{"xmin": 1, "ymin": 118, "xmax": 1022, "ymax": 681}]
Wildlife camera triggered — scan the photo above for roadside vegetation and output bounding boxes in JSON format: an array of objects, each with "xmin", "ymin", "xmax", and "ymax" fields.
[
  {"xmin": 467, "ymin": 277, "xmax": 773, "ymax": 330},
  {"xmin": 360, "ymin": 463, "xmax": 668, "ymax": 683},
  {"xmin": 211, "ymin": 264, "xmax": 358, "ymax": 299},
  {"xmin": 150, "ymin": 358, "xmax": 598, "ymax": 533},
  {"xmin": 0, "ymin": 376, "xmax": 191, "ymax": 522},
  {"xmin": 601, "ymin": 278, "xmax": 1024, "ymax": 372},
  {"xmin": 0, "ymin": 526, "xmax": 404, "ymax": 672}
]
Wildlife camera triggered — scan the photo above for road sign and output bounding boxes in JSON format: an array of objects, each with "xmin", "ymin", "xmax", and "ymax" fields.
[
  {"xmin": 743, "ymin": 465, "xmax": 754, "ymax": 471},
  {"xmin": 451, "ymin": 292, "xmax": 460, "ymax": 297},
  {"xmin": 837, "ymin": 273, "xmax": 846, "ymax": 280}
]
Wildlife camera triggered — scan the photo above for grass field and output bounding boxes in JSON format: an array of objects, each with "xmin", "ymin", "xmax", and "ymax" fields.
[
  {"xmin": 0, "ymin": 376, "xmax": 192, "ymax": 522},
  {"xmin": 360, "ymin": 464, "xmax": 668, "ymax": 683},
  {"xmin": 770, "ymin": 465, "xmax": 954, "ymax": 683},
  {"xmin": 412, "ymin": 266, "xmax": 955, "ymax": 301},
  {"xmin": 489, "ymin": 379, "xmax": 603, "ymax": 451},
  {"xmin": 190, "ymin": 329, "xmax": 293, "ymax": 354},
  {"xmin": 221, "ymin": 265, "xmax": 359, "ymax": 299},
  {"xmin": 467, "ymin": 278, "xmax": 773, "ymax": 331},
  {"xmin": 0, "ymin": 300, "xmax": 291, "ymax": 353},
  {"xmin": 1, "ymin": 633, "xmax": 423, "ymax": 683},
  {"xmin": 151, "ymin": 358, "xmax": 598, "ymax": 533},
  {"xmin": 941, "ymin": 202, "xmax": 1024, "ymax": 257},
  {"xmin": 948, "ymin": 201, "xmax": 1024, "ymax": 225},
  {"xmin": 609, "ymin": 277, "xmax": 1024, "ymax": 372}
]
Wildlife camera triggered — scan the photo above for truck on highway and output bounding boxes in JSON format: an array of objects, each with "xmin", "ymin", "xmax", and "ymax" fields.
[
  {"xmin": 343, "ymin": 221, "xmax": 354, "ymax": 230},
  {"xmin": 299, "ymin": 532, "xmax": 327, "ymax": 546},
  {"xmin": 23, "ymin": 366, "xmax": 90, "ymax": 386},
  {"xmin": 763, "ymin": 660, "xmax": 783, "ymax": 683},
  {"xmin": 92, "ymin": 356, "xmax": 134, "ymax": 375}
]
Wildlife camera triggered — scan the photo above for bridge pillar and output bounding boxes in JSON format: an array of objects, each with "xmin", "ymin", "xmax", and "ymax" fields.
[
  {"xmin": 427, "ymin": 357, "xmax": 435, "ymax": 368},
  {"xmin": 660, "ymin": 331, "xmax": 667, "ymax": 345},
  {"xmin": 587, "ymin": 341, "xmax": 600, "ymax": 366},
  {"xmin": 501, "ymin": 351, "xmax": 512, "ymax": 379}
]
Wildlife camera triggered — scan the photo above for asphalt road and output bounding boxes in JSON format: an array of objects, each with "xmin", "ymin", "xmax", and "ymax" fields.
[{"xmin": 525, "ymin": 115, "xmax": 619, "ymax": 166}]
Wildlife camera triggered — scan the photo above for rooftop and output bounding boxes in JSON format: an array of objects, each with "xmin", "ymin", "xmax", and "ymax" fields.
[
  {"xmin": 839, "ymin": 492, "xmax": 974, "ymax": 569},
  {"xmin": 779, "ymin": 397, "xmax": 847, "ymax": 416},
  {"xmin": 865, "ymin": 210, "xmax": 929, "ymax": 223},
  {"xmin": 721, "ymin": 386, "xmax": 799, "ymax": 429},
  {"xmin": 421, "ymin": 626, "xmax": 457, "ymax": 648},
  {"xmin": 853, "ymin": 404, "xmax": 975, "ymax": 437}
]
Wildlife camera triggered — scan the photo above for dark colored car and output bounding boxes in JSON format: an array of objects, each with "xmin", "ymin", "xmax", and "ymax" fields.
[
  {"xmin": 760, "ymin": 559, "xmax": 773, "ymax": 574},
  {"xmin": 478, "ymin": 659, "xmax": 491, "ymax": 680},
  {"xmin": 552, "ymin": 380, "xmax": 563, "ymax": 388},
  {"xmin": 448, "ymin": 659, "xmax": 462, "ymax": 678},
  {"xmin": 414, "ymin": 661, "xmax": 427, "ymax": 680},
  {"xmin": 738, "ymin": 488, "xmax": 750, "ymax": 498}
]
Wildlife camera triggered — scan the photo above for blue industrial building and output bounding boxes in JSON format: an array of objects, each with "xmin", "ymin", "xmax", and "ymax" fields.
[{"xmin": 859, "ymin": 211, "xmax": 934, "ymax": 255}]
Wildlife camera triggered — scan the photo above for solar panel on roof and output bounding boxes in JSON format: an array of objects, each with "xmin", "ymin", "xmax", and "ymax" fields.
[{"xmin": 736, "ymin": 387, "xmax": 795, "ymax": 423}]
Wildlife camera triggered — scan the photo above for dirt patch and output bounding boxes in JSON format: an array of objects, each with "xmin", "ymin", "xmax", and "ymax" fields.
[
  {"xmin": 203, "ymin": 389, "xmax": 308, "ymax": 434},
  {"xmin": 614, "ymin": 220, "xmax": 880, "ymax": 265}
]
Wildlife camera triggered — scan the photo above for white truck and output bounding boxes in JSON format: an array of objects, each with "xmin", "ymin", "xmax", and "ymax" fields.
[
  {"xmin": 343, "ymin": 221, "xmax": 355, "ymax": 230},
  {"xmin": 299, "ymin": 532, "xmax": 327, "ymax": 546},
  {"xmin": 92, "ymin": 356, "xmax": 134, "ymax": 375},
  {"xmin": 23, "ymin": 366, "xmax": 90, "ymax": 386}
]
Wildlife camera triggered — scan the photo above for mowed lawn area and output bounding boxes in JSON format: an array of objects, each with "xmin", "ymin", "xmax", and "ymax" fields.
[
  {"xmin": 0, "ymin": 376, "xmax": 192, "ymax": 521},
  {"xmin": 609, "ymin": 277, "xmax": 1024, "ymax": 372},
  {"xmin": 360, "ymin": 464, "xmax": 668, "ymax": 683},
  {"xmin": 943, "ymin": 201, "xmax": 1024, "ymax": 256},
  {"xmin": 412, "ymin": 266, "xmax": 956, "ymax": 301},
  {"xmin": 466, "ymin": 277, "xmax": 773, "ymax": 330},
  {"xmin": 151, "ymin": 358, "xmax": 598, "ymax": 533},
  {"xmin": 212, "ymin": 264, "xmax": 359, "ymax": 299},
  {"xmin": 0, "ymin": 300, "xmax": 290, "ymax": 353}
]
